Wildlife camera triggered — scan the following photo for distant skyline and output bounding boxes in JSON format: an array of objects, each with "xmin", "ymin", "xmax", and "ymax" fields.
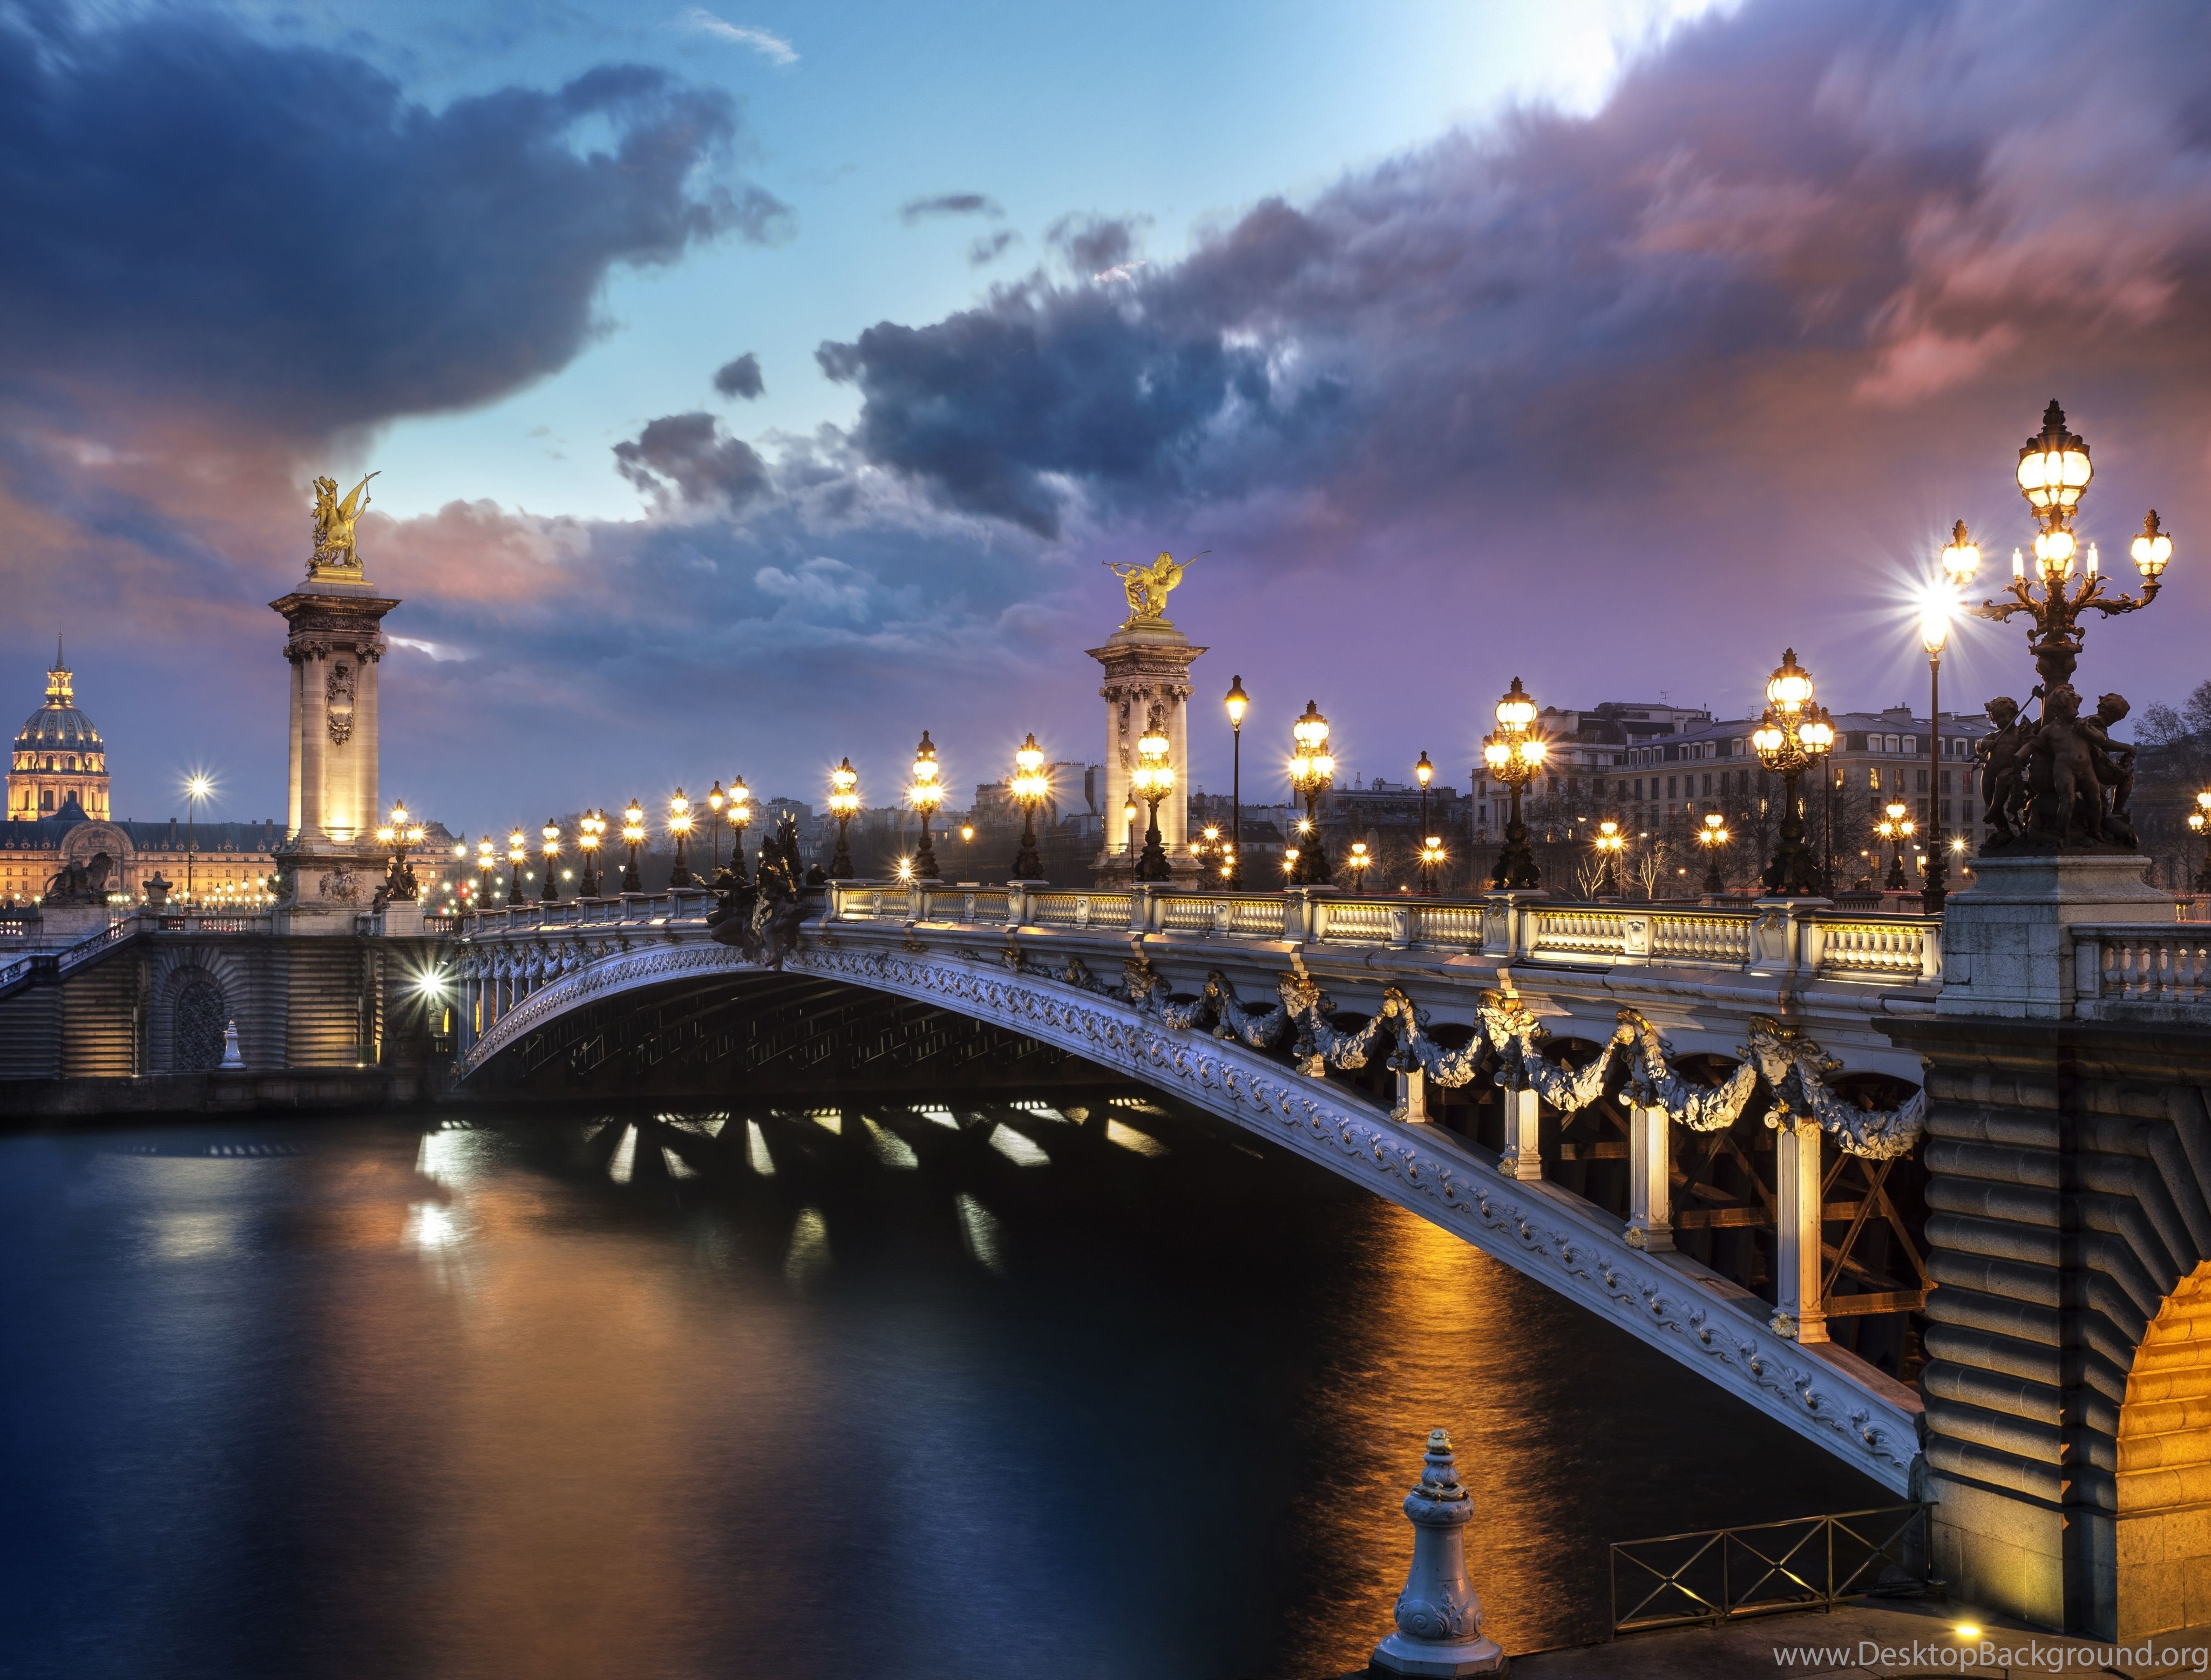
[{"xmin": 3, "ymin": 1, "xmax": 2208, "ymax": 837}]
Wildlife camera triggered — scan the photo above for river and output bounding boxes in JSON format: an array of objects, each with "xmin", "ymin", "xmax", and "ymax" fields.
[{"xmin": 2, "ymin": 1091, "xmax": 1886, "ymax": 1678}]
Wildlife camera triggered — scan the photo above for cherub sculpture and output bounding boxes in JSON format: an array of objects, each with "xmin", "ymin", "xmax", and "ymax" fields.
[
  {"xmin": 1975, "ymin": 696, "xmax": 2029, "ymax": 844},
  {"xmin": 2026, "ymin": 684, "xmax": 2104, "ymax": 844}
]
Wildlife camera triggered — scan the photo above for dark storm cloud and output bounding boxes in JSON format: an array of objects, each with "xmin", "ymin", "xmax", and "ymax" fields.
[
  {"xmin": 899, "ymin": 193, "xmax": 1003, "ymax": 223},
  {"xmin": 0, "ymin": 6, "xmax": 788, "ymax": 433},
  {"xmin": 968, "ymin": 230, "xmax": 1018, "ymax": 267},
  {"xmin": 713, "ymin": 353, "xmax": 765, "ymax": 398},
  {"xmin": 815, "ymin": 1, "xmax": 2211, "ymax": 554},
  {"xmin": 613, "ymin": 412, "xmax": 770, "ymax": 509}
]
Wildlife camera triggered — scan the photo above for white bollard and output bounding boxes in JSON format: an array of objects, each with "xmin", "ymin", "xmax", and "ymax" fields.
[
  {"xmin": 1371, "ymin": 1429, "xmax": 1507, "ymax": 1677},
  {"xmin": 219, "ymin": 1020, "xmax": 245, "ymax": 1070}
]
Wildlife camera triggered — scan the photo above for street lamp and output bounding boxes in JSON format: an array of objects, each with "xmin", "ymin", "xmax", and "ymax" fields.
[
  {"xmin": 1920, "ymin": 573, "xmax": 1959, "ymax": 911},
  {"xmin": 476, "ymin": 837, "xmax": 495, "ymax": 906},
  {"xmin": 578, "ymin": 810, "xmax": 605, "ymax": 897},
  {"xmin": 540, "ymin": 820, "xmax": 562, "ymax": 902},
  {"xmin": 908, "ymin": 732, "xmax": 944, "ymax": 881},
  {"xmin": 1287, "ymin": 700, "xmax": 1335, "ymax": 886},
  {"xmin": 707, "ymin": 781, "xmax": 725, "ymax": 875},
  {"xmin": 1131, "ymin": 709, "xmax": 1174, "ymax": 883},
  {"xmin": 667, "ymin": 789, "xmax": 695, "ymax": 888},
  {"xmin": 1593, "ymin": 818, "xmax": 1625, "ymax": 898},
  {"xmin": 1482, "ymin": 677, "xmax": 1548, "ymax": 891},
  {"xmin": 734, "ymin": 778, "xmax": 764, "ymax": 874},
  {"xmin": 1751, "ymin": 648, "xmax": 1835, "ymax": 895},
  {"xmin": 2191, "ymin": 791, "xmax": 2211, "ymax": 892},
  {"xmin": 1955, "ymin": 403, "xmax": 2174, "ymax": 786},
  {"xmin": 506, "ymin": 827, "xmax": 527, "ymax": 906},
  {"xmin": 1346, "ymin": 839, "xmax": 1372, "ymax": 887},
  {"xmin": 620, "ymin": 800, "xmax": 645, "ymax": 893},
  {"xmin": 1011, "ymin": 733, "xmax": 1049, "ymax": 880},
  {"xmin": 828, "ymin": 759, "xmax": 860, "ymax": 879},
  {"xmin": 1121, "ymin": 797, "xmax": 1139, "ymax": 858},
  {"xmin": 1877, "ymin": 799, "xmax": 1915, "ymax": 891},
  {"xmin": 1419, "ymin": 834, "xmax": 1447, "ymax": 890},
  {"xmin": 376, "ymin": 799, "xmax": 425, "ymax": 900},
  {"xmin": 1414, "ymin": 751, "xmax": 1437, "ymax": 896},
  {"xmin": 1697, "ymin": 810, "xmax": 1730, "ymax": 896},
  {"xmin": 1224, "ymin": 675, "xmax": 1249, "ymax": 888}
]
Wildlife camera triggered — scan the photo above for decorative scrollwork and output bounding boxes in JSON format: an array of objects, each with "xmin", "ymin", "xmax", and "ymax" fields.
[
  {"xmin": 1744, "ymin": 1016, "xmax": 1924, "ymax": 1159},
  {"xmin": 1619, "ymin": 1007, "xmax": 1760, "ymax": 1133}
]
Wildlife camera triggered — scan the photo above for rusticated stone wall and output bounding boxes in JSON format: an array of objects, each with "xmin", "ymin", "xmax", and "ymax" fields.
[{"xmin": 1885, "ymin": 1013, "xmax": 2211, "ymax": 1641}]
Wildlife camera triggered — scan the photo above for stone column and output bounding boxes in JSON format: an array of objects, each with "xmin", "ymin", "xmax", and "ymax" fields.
[
  {"xmin": 1771, "ymin": 1114, "xmax": 1827, "ymax": 1344},
  {"xmin": 286, "ymin": 653, "xmax": 306, "ymax": 839},
  {"xmin": 1626, "ymin": 1102, "xmax": 1673, "ymax": 1251},
  {"xmin": 296, "ymin": 650, "xmax": 327, "ymax": 841},
  {"xmin": 1396, "ymin": 1066, "xmax": 1429, "ymax": 1124},
  {"xmin": 1087, "ymin": 619, "xmax": 1206, "ymax": 883},
  {"xmin": 1500, "ymin": 1088, "xmax": 1542, "ymax": 1181}
]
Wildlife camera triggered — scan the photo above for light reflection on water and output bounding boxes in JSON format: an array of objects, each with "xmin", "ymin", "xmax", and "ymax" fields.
[{"xmin": 1, "ymin": 1099, "xmax": 1884, "ymax": 1679}]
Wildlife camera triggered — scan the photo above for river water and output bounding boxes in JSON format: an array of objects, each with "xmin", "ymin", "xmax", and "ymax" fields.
[{"xmin": 2, "ymin": 1093, "xmax": 1885, "ymax": 1679}]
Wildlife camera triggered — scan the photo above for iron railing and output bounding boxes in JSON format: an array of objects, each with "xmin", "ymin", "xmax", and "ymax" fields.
[{"xmin": 1609, "ymin": 1504, "xmax": 1929, "ymax": 1634}]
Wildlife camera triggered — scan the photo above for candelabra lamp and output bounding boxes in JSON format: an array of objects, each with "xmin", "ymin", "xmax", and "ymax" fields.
[
  {"xmin": 722, "ymin": 776, "xmax": 753, "ymax": 886},
  {"xmin": 1482, "ymin": 678, "xmax": 1547, "ymax": 891},
  {"xmin": 1695, "ymin": 811, "xmax": 1731, "ymax": 895},
  {"xmin": 2193, "ymin": 792, "xmax": 2211, "ymax": 892},
  {"xmin": 1593, "ymin": 818, "xmax": 1625, "ymax": 898},
  {"xmin": 1877, "ymin": 799, "xmax": 1915, "ymax": 891},
  {"xmin": 376, "ymin": 800, "xmax": 425, "ymax": 901},
  {"xmin": 1414, "ymin": 751, "xmax": 1436, "ymax": 895},
  {"xmin": 1346, "ymin": 840, "xmax": 1371, "ymax": 888},
  {"xmin": 1287, "ymin": 700, "xmax": 1335, "ymax": 885},
  {"xmin": 506, "ymin": 828, "xmax": 527, "ymax": 906},
  {"xmin": 620, "ymin": 801, "xmax": 645, "ymax": 893},
  {"xmin": 1419, "ymin": 834, "xmax": 1447, "ymax": 892},
  {"xmin": 667, "ymin": 789, "xmax": 695, "ymax": 888},
  {"xmin": 828, "ymin": 758, "xmax": 860, "ymax": 879},
  {"xmin": 706, "ymin": 781, "xmax": 726, "ymax": 874},
  {"xmin": 1010, "ymin": 733, "xmax": 1049, "ymax": 880},
  {"xmin": 908, "ymin": 733, "xmax": 944, "ymax": 881},
  {"xmin": 1750, "ymin": 649, "xmax": 1835, "ymax": 895},
  {"xmin": 476, "ymin": 837, "xmax": 496, "ymax": 906},
  {"xmin": 577, "ymin": 809, "xmax": 605, "ymax": 897},
  {"xmin": 1131, "ymin": 710, "xmax": 1175, "ymax": 883},
  {"xmin": 539, "ymin": 821, "xmax": 562, "ymax": 902}
]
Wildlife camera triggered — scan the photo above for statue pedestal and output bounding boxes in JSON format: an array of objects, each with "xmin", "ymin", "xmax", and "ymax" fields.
[
  {"xmin": 1936, "ymin": 852, "xmax": 2169, "ymax": 1020},
  {"xmin": 1087, "ymin": 621, "xmax": 1207, "ymax": 884}
]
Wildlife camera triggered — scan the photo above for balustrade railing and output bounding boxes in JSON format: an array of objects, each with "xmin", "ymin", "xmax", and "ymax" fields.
[{"xmin": 2076, "ymin": 924, "xmax": 2211, "ymax": 1008}]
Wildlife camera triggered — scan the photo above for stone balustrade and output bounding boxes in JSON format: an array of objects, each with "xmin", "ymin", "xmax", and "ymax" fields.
[{"xmin": 2073, "ymin": 923, "xmax": 2211, "ymax": 1019}]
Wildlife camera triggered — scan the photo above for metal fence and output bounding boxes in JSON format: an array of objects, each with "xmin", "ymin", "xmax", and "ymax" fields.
[{"xmin": 1609, "ymin": 1505, "xmax": 1929, "ymax": 1634}]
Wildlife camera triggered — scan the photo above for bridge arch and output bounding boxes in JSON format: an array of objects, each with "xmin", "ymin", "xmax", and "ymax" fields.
[
  {"xmin": 2118, "ymin": 1263, "xmax": 2211, "ymax": 1638},
  {"xmin": 146, "ymin": 950, "xmax": 251, "ymax": 1072},
  {"xmin": 455, "ymin": 936, "xmax": 1921, "ymax": 1492}
]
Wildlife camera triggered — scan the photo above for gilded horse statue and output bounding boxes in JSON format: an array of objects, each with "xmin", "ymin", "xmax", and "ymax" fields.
[
  {"xmin": 310, "ymin": 471, "xmax": 379, "ymax": 568},
  {"xmin": 1103, "ymin": 551, "xmax": 1200, "ymax": 627}
]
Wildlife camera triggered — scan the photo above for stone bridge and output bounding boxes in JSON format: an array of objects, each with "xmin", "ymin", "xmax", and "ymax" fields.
[{"xmin": 452, "ymin": 879, "xmax": 1950, "ymax": 1498}]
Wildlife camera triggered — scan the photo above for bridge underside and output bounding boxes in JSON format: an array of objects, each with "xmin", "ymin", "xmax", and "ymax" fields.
[{"xmin": 471, "ymin": 969, "xmax": 1094, "ymax": 1098}]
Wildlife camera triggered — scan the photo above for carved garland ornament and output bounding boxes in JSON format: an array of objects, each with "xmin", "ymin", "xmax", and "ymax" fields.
[{"xmin": 325, "ymin": 660, "xmax": 356, "ymax": 746}]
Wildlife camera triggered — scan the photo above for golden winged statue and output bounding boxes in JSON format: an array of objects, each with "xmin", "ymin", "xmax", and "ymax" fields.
[
  {"xmin": 310, "ymin": 471, "xmax": 380, "ymax": 570},
  {"xmin": 1103, "ymin": 550, "xmax": 1199, "ymax": 628}
]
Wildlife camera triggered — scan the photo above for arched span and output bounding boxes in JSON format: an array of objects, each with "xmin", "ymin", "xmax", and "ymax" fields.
[{"xmin": 458, "ymin": 936, "xmax": 1920, "ymax": 1492}]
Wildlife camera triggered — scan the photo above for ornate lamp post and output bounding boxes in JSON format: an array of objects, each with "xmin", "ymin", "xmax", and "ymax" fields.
[
  {"xmin": 1010, "ymin": 733, "xmax": 1049, "ymax": 880},
  {"xmin": 1419, "ymin": 834, "xmax": 1447, "ymax": 891},
  {"xmin": 506, "ymin": 827, "xmax": 527, "ymax": 906},
  {"xmin": 1223, "ymin": 675, "xmax": 1249, "ymax": 889},
  {"xmin": 577, "ymin": 809, "xmax": 605, "ymax": 897},
  {"xmin": 724, "ymin": 776, "xmax": 753, "ymax": 885},
  {"xmin": 1483, "ymin": 677, "xmax": 1548, "ymax": 891},
  {"xmin": 1414, "ymin": 751, "xmax": 1437, "ymax": 896},
  {"xmin": 476, "ymin": 836, "xmax": 495, "ymax": 906},
  {"xmin": 1287, "ymin": 700, "xmax": 1335, "ymax": 886},
  {"xmin": 827, "ymin": 759, "xmax": 860, "ymax": 879},
  {"xmin": 1121, "ymin": 797, "xmax": 1139, "ymax": 858},
  {"xmin": 1921, "ymin": 552, "xmax": 1969, "ymax": 911},
  {"xmin": 667, "ymin": 789, "xmax": 695, "ymax": 888},
  {"xmin": 1130, "ymin": 709, "xmax": 1175, "ymax": 883},
  {"xmin": 1593, "ymin": 818, "xmax": 1625, "ymax": 898},
  {"xmin": 376, "ymin": 800, "xmax": 424, "ymax": 900},
  {"xmin": 706, "ymin": 781, "xmax": 726, "ymax": 874},
  {"xmin": 1878, "ymin": 798, "xmax": 1916, "ymax": 890},
  {"xmin": 1346, "ymin": 839, "xmax": 1372, "ymax": 888},
  {"xmin": 1750, "ymin": 649, "xmax": 1835, "ymax": 895},
  {"xmin": 539, "ymin": 821, "xmax": 562, "ymax": 902},
  {"xmin": 2191, "ymin": 794, "xmax": 2211, "ymax": 892},
  {"xmin": 908, "ymin": 732, "xmax": 944, "ymax": 881},
  {"xmin": 1698, "ymin": 810, "xmax": 1731, "ymax": 895},
  {"xmin": 620, "ymin": 800, "xmax": 645, "ymax": 892}
]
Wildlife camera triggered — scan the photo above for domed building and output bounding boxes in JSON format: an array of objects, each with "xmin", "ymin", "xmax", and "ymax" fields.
[{"xmin": 9, "ymin": 641, "xmax": 108, "ymax": 821}]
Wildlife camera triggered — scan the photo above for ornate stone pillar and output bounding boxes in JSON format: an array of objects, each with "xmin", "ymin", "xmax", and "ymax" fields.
[
  {"xmin": 1371, "ymin": 1429, "xmax": 1505, "ymax": 1677},
  {"xmin": 1771, "ymin": 1114, "xmax": 1827, "ymax": 1344},
  {"xmin": 269, "ymin": 525, "xmax": 400, "ymax": 929},
  {"xmin": 1626, "ymin": 1102, "xmax": 1673, "ymax": 1251},
  {"xmin": 1087, "ymin": 602, "xmax": 1205, "ymax": 884},
  {"xmin": 1396, "ymin": 1066, "xmax": 1429, "ymax": 1124}
]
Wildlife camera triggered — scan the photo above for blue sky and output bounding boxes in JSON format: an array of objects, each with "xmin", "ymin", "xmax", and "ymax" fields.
[{"xmin": 3, "ymin": 0, "xmax": 2208, "ymax": 836}]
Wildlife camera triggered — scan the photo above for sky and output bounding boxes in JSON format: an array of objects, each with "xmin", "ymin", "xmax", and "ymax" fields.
[{"xmin": 3, "ymin": 0, "xmax": 2210, "ymax": 834}]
